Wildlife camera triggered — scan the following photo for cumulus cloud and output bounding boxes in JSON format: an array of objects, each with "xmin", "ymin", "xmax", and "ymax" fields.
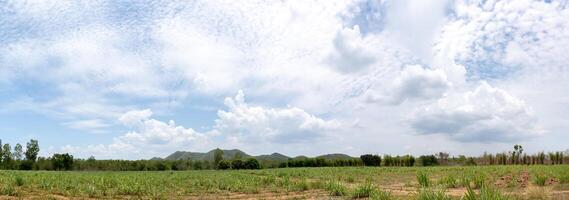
[
  {"xmin": 410, "ymin": 82, "xmax": 541, "ymax": 142},
  {"xmin": 60, "ymin": 90, "xmax": 340, "ymax": 158},
  {"xmin": 366, "ymin": 65, "xmax": 451, "ymax": 104},
  {"xmin": 326, "ymin": 26, "xmax": 376, "ymax": 73},
  {"xmin": 215, "ymin": 90, "xmax": 341, "ymax": 144}
]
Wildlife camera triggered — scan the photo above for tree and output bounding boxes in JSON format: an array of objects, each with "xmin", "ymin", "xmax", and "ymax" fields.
[
  {"xmin": 52, "ymin": 153, "xmax": 74, "ymax": 170},
  {"xmin": 25, "ymin": 139, "xmax": 40, "ymax": 162},
  {"xmin": 2, "ymin": 143, "xmax": 13, "ymax": 169},
  {"xmin": 244, "ymin": 158, "xmax": 261, "ymax": 169},
  {"xmin": 14, "ymin": 143, "xmax": 23, "ymax": 161},
  {"xmin": 217, "ymin": 160, "xmax": 231, "ymax": 170},
  {"xmin": 360, "ymin": 154, "xmax": 381, "ymax": 166},
  {"xmin": 513, "ymin": 144, "xmax": 523, "ymax": 164},
  {"xmin": 0, "ymin": 139, "xmax": 3, "ymax": 164},
  {"xmin": 213, "ymin": 148, "xmax": 224, "ymax": 169},
  {"xmin": 231, "ymin": 159, "xmax": 245, "ymax": 170},
  {"xmin": 419, "ymin": 155, "xmax": 438, "ymax": 166}
]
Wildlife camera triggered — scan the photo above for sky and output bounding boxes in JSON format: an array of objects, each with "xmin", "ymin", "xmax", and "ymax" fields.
[{"xmin": 0, "ymin": 0, "xmax": 568, "ymax": 159}]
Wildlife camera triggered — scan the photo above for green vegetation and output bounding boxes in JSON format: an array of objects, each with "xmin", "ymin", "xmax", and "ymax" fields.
[
  {"xmin": 0, "ymin": 165, "xmax": 567, "ymax": 199},
  {"xmin": 417, "ymin": 171, "xmax": 430, "ymax": 187}
]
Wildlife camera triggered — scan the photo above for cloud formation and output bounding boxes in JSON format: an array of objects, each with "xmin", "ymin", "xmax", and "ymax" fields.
[{"xmin": 410, "ymin": 82, "xmax": 541, "ymax": 142}]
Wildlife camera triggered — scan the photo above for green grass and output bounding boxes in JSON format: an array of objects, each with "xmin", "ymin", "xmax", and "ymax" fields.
[
  {"xmin": 533, "ymin": 174, "xmax": 548, "ymax": 186},
  {"xmin": 417, "ymin": 171, "xmax": 430, "ymax": 188},
  {"xmin": 463, "ymin": 185, "xmax": 511, "ymax": 200},
  {"xmin": 0, "ymin": 165, "xmax": 567, "ymax": 199}
]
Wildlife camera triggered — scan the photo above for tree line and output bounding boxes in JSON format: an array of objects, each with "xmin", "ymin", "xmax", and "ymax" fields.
[{"xmin": 1, "ymin": 139, "xmax": 567, "ymax": 171}]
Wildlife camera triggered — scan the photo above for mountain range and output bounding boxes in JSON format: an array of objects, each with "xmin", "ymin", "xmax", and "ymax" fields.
[{"xmin": 160, "ymin": 149, "xmax": 355, "ymax": 162}]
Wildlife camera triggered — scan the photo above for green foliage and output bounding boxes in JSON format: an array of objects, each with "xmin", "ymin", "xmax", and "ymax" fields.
[
  {"xmin": 473, "ymin": 175, "xmax": 486, "ymax": 189},
  {"xmin": 324, "ymin": 181, "xmax": 347, "ymax": 196},
  {"xmin": 351, "ymin": 182, "xmax": 376, "ymax": 198},
  {"xmin": 244, "ymin": 158, "xmax": 261, "ymax": 169},
  {"xmin": 415, "ymin": 188, "xmax": 451, "ymax": 200},
  {"xmin": 24, "ymin": 139, "xmax": 40, "ymax": 162},
  {"xmin": 15, "ymin": 176, "xmax": 24, "ymax": 187},
  {"xmin": 217, "ymin": 160, "xmax": 231, "ymax": 170},
  {"xmin": 419, "ymin": 155, "xmax": 438, "ymax": 166},
  {"xmin": 13, "ymin": 143, "xmax": 23, "ymax": 161},
  {"xmin": 463, "ymin": 185, "xmax": 510, "ymax": 200},
  {"xmin": 533, "ymin": 174, "xmax": 548, "ymax": 186},
  {"xmin": 213, "ymin": 148, "xmax": 224, "ymax": 168},
  {"xmin": 360, "ymin": 154, "xmax": 381, "ymax": 166},
  {"xmin": 231, "ymin": 159, "xmax": 245, "ymax": 169},
  {"xmin": 438, "ymin": 175, "xmax": 457, "ymax": 188},
  {"xmin": 417, "ymin": 171, "xmax": 430, "ymax": 188},
  {"xmin": 52, "ymin": 153, "xmax": 74, "ymax": 170}
]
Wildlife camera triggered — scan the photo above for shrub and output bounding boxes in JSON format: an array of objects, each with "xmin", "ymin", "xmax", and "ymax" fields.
[
  {"xmin": 231, "ymin": 159, "xmax": 245, "ymax": 170},
  {"xmin": 217, "ymin": 160, "xmax": 231, "ymax": 170},
  {"xmin": 15, "ymin": 176, "xmax": 24, "ymax": 187},
  {"xmin": 417, "ymin": 172, "xmax": 430, "ymax": 188},
  {"xmin": 244, "ymin": 158, "xmax": 261, "ymax": 169}
]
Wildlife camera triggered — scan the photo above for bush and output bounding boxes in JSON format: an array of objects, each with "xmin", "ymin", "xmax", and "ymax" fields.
[
  {"xmin": 217, "ymin": 160, "xmax": 231, "ymax": 170},
  {"xmin": 244, "ymin": 158, "xmax": 261, "ymax": 169},
  {"xmin": 15, "ymin": 176, "xmax": 24, "ymax": 187},
  {"xmin": 231, "ymin": 159, "xmax": 245, "ymax": 170}
]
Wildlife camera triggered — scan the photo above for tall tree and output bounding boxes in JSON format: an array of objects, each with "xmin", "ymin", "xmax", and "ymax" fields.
[
  {"xmin": 25, "ymin": 139, "xmax": 40, "ymax": 162},
  {"xmin": 2, "ymin": 143, "xmax": 13, "ymax": 168},
  {"xmin": 0, "ymin": 139, "xmax": 3, "ymax": 164},
  {"xmin": 214, "ymin": 148, "xmax": 224, "ymax": 168},
  {"xmin": 14, "ymin": 143, "xmax": 23, "ymax": 160}
]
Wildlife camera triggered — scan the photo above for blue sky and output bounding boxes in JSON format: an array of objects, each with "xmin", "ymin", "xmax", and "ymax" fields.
[{"xmin": 1, "ymin": 0, "xmax": 568, "ymax": 159}]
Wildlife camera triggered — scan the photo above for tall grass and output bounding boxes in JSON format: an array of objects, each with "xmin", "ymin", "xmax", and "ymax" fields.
[
  {"xmin": 463, "ymin": 185, "xmax": 510, "ymax": 200},
  {"xmin": 417, "ymin": 171, "xmax": 430, "ymax": 188},
  {"xmin": 415, "ymin": 188, "xmax": 451, "ymax": 200},
  {"xmin": 324, "ymin": 181, "xmax": 347, "ymax": 196},
  {"xmin": 534, "ymin": 174, "xmax": 548, "ymax": 186}
]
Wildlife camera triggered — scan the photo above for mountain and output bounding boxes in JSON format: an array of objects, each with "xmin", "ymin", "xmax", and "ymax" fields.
[
  {"xmin": 165, "ymin": 149, "xmax": 250, "ymax": 161},
  {"xmin": 163, "ymin": 149, "xmax": 354, "ymax": 162},
  {"xmin": 317, "ymin": 154, "xmax": 356, "ymax": 160},
  {"xmin": 255, "ymin": 153, "xmax": 290, "ymax": 162}
]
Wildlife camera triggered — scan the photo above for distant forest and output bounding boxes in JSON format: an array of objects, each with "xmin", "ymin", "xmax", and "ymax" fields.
[{"xmin": 0, "ymin": 139, "xmax": 566, "ymax": 171}]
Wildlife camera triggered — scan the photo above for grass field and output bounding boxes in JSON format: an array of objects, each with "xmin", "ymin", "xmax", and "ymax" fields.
[{"xmin": 1, "ymin": 165, "xmax": 569, "ymax": 199}]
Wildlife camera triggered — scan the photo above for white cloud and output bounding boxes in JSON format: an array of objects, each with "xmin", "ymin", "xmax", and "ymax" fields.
[
  {"xmin": 326, "ymin": 25, "xmax": 375, "ymax": 73},
  {"xmin": 215, "ymin": 90, "xmax": 341, "ymax": 144},
  {"xmin": 367, "ymin": 65, "xmax": 452, "ymax": 104},
  {"xmin": 61, "ymin": 90, "xmax": 340, "ymax": 158},
  {"xmin": 410, "ymin": 82, "xmax": 541, "ymax": 142}
]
